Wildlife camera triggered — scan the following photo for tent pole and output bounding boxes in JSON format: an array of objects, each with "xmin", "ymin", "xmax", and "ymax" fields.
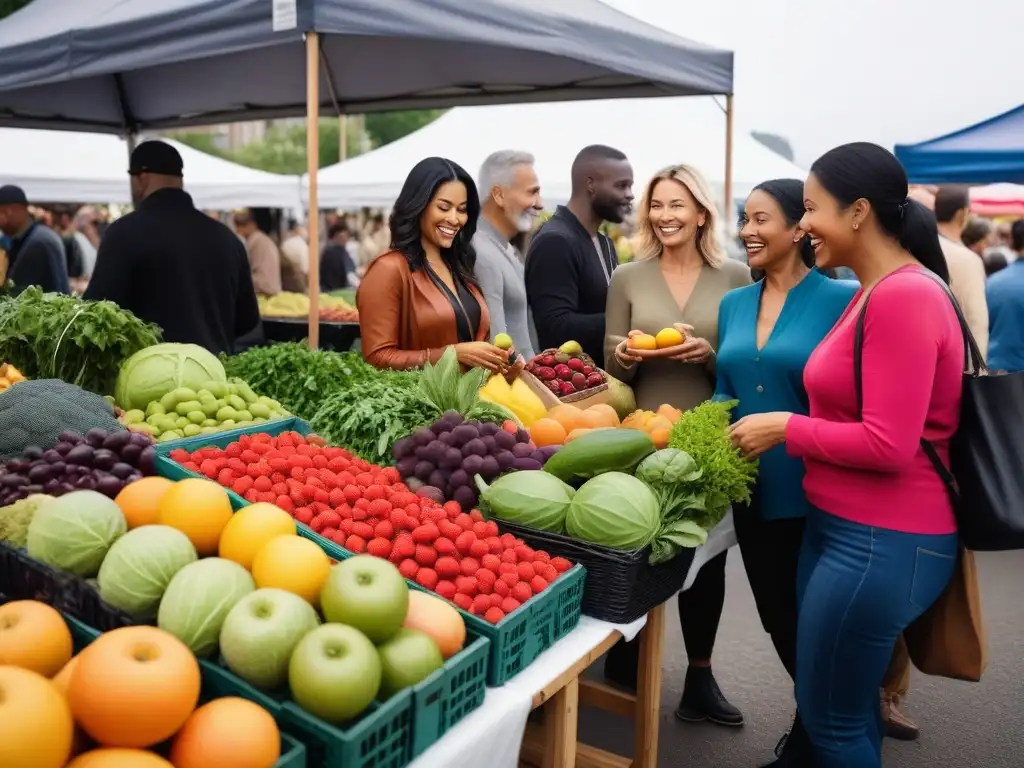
[
  {"xmin": 306, "ymin": 32, "xmax": 321, "ymax": 350},
  {"xmin": 340, "ymin": 115, "xmax": 348, "ymax": 161},
  {"xmin": 723, "ymin": 94, "xmax": 734, "ymax": 233}
]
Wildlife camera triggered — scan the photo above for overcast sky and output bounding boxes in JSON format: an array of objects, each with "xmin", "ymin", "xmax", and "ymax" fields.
[{"xmin": 603, "ymin": 0, "xmax": 1024, "ymax": 164}]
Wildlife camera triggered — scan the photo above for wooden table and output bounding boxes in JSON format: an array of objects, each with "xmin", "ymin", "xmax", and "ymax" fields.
[{"xmin": 519, "ymin": 603, "xmax": 667, "ymax": 768}]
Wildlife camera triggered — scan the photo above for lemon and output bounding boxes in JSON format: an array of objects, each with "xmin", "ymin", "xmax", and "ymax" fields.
[{"xmin": 655, "ymin": 327, "xmax": 685, "ymax": 348}]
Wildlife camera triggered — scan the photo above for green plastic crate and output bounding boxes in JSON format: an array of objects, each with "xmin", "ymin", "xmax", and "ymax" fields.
[
  {"xmin": 62, "ymin": 616, "xmax": 307, "ymax": 768},
  {"xmin": 154, "ymin": 415, "xmax": 298, "ymax": 450}
]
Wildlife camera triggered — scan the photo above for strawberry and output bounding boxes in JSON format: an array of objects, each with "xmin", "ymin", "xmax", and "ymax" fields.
[
  {"xmin": 294, "ymin": 507, "xmax": 314, "ymax": 525},
  {"xmin": 216, "ymin": 468, "xmax": 235, "ymax": 487},
  {"xmin": 322, "ymin": 527, "xmax": 339, "ymax": 541},
  {"xmin": 364, "ymin": 484, "xmax": 387, "ymax": 501},
  {"xmin": 169, "ymin": 449, "xmax": 190, "ymax": 463},
  {"xmin": 469, "ymin": 539, "xmax": 490, "ymax": 559},
  {"xmin": 374, "ymin": 520, "xmax": 395, "ymax": 540},
  {"xmin": 424, "ymin": 507, "xmax": 447, "ymax": 523},
  {"xmin": 320, "ymin": 510, "xmax": 342, "ymax": 528},
  {"xmin": 240, "ymin": 449, "xmax": 259, "ymax": 464},
  {"xmin": 367, "ymin": 538, "xmax": 392, "ymax": 559},
  {"xmin": 531, "ymin": 575, "xmax": 549, "ymax": 593},
  {"xmin": 498, "ymin": 562, "xmax": 518, "ymax": 575},
  {"xmin": 470, "ymin": 509, "xmax": 484, "ymax": 523},
  {"xmin": 352, "ymin": 521, "xmax": 375, "ymax": 540},
  {"xmin": 243, "ymin": 489, "xmax": 259, "ymax": 503},
  {"xmin": 382, "ymin": 467, "xmax": 401, "ymax": 484},
  {"xmin": 459, "ymin": 557, "xmax": 481, "ymax": 577},
  {"xmin": 350, "ymin": 504, "xmax": 368, "ymax": 522},
  {"xmin": 500, "ymin": 572, "xmax": 519, "ymax": 588},
  {"xmin": 405, "ymin": 503, "xmax": 421, "ymax": 520},
  {"xmin": 489, "ymin": 593, "xmax": 504, "ymax": 609},
  {"xmin": 455, "ymin": 531, "xmax": 477, "ymax": 556},
  {"xmin": 415, "ymin": 568, "xmax": 439, "ymax": 591},
  {"xmin": 511, "ymin": 582, "xmax": 533, "ymax": 603},
  {"xmin": 532, "ymin": 550, "xmax": 551, "ymax": 564},
  {"xmin": 500, "ymin": 533, "xmax": 518, "ymax": 548},
  {"xmin": 224, "ymin": 443, "xmax": 243, "ymax": 458},
  {"xmin": 414, "ymin": 545, "xmax": 438, "ymax": 567},
  {"xmin": 366, "ymin": 516, "xmax": 381, "ymax": 529},
  {"xmin": 276, "ymin": 495, "xmax": 294, "ymax": 513},
  {"xmin": 436, "ymin": 580, "xmax": 458, "ymax": 601},
  {"xmin": 339, "ymin": 519, "xmax": 355, "ymax": 536},
  {"xmin": 500, "ymin": 549, "xmax": 518, "ymax": 564},
  {"xmin": 471, "ymin": 594, "xmax": 491, "ymax": 616},
  {"xmin": 310, "ymin": 514, "xmax": 325, "ymax": 533},
  {"xmin": 486, "ymin": 537, "xmax": 503, "ymax": 555},
  {"xmin": 538, "ymin": 563, "xmax": 559, "ymax": 582},
  {"xmin": 551, "ymin": 557, "xmax": 573, "ymax": 573},
  {"xmin": 435, "ymin": 537, "xmax": 457, "ymax": 555},
  {"xmin": 517, "ymin": 562, "xmax": 536, "ymax": 581},
  {"xmin": 456, "ymin": 575, "xmax": 478, "ymax": 596},
  {"xmin": 232, "ymin": 475, "xmax": 255, "ymax": 494},
  {"xmin": 393, "ymin": 534, "xmax": 416, "ymax": 559},
  {"xmin": 312, "ymin": 454, "xmax": 330, "ymax": 470},
  {"xmin": 345, "ymin": 535, "xmax": 367, "ymax": 553},
  {"xmin": 328, "ymin": 488, "xmax": 346, "ymax": 508},
  {"xmin": 493, "ymin": 579, "xmax": 510, "ymax": 598},
  {"xmin": 472, "ymin": 521, "xmax": 489, "ymax": 538},
  {"xmin": 271, "ymin": 482, "xmax": 289, "ymax": 496},
  {"xmin": 453, "ymin": 593, "xmax": 473, "ymax": 611},
  {"xmin": 501, "ymin": 597, "xmax": 521, "ymax": 614},
  {"xmin": 398, "ymin": 559, "xmax": 419, "ymax": 579},
  {"xmin": 313, "ymin": 489, "xmax": 330, "ymax": 505},
  {"xmin": 438, "ymin": 520, "xmax": 462, "ymax": 540},
  {"xmin": 481, "ymin": 554, "xmax": 502, "ymax": 573},
  {"xmin": 483, "ymin": 607, "xmax": 505, "ymax": 624},
  {"xmin": 368, "ymin": 498, "xmax": 393, "ymax": 518},
  {"xmin": 476, "ymin": 569, "xmax": 495, "ymax": 594},
  {"xmin": 455, "ymin": 514, "xmax": 475, "ymax": 532},
  {"xmin": 435, "ymin": 556, "xmax": 461, "ymax": 579},
  {"xmin": 483, "ymin": 520, "xmax": 499, "ymax": 538},
  {"xmin": 343, "ymin": 484, "xmax": 362, "ymax": 504},
  {"xmin": 412, "ymin": 523, "xmax": 440, "ymax": 544},
  {"xmin": 443, "ymin": 501, "xmax": 462, "ymax": 518},
  {"xmin": 515, "ymin": 544, "xmax": 535, "ymax": 561}
]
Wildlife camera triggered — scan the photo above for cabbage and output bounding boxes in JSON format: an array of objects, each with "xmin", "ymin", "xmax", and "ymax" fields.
[
  {"xmin": 26, "ymin": 490, "xmax": 126, "ymax": 576},
  {"xmin": 475, "ymin": 471, "xmax": 574, "ymax": 533},
  {"xmin": 97, "ymin": 525, "xmax": 198, "ymax": 618},
  {"xmin": 115, "ymin": 343, "xmax": 227, "ymax": 411},
  {"xmin": 565, "ymin": 472, "xmax": 660, "ymax": 551},
  {"xmin": 158, "ymin": 557, "xmax": 255, "ymax": 657}
]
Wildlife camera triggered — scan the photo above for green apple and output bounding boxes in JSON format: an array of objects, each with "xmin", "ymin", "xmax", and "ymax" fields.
[
  {"xmin": 376, "ymin": 628, "xmax": 444, "ymax": 699},
  {"xmin": 289, "ymin": 623, "xmax": 381, "ymax": 723},
  {"xmin": 219, "ymin": 588, "xmax": 320, "ymax": 690},
  {"xmin": 320, "ymin": 555, "xmax": 409, "ymax": 645}
]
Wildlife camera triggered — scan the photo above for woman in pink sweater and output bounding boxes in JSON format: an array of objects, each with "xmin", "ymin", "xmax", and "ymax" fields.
[{"xmin": 728, "ymin": 143, "xmax": 962, "ymax": 767}]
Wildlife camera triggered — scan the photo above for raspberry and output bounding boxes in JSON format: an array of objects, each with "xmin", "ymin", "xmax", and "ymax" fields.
[
  {"xmin": 414, "ymin": 545, "xmax": 438, "ymax": 567},
  {"xmin": 471, "ymin": 594, "xmax": 491, "ymax": 615},
  {"xmin": 352, "ymin": 521, "xmax": 375, "ymax": 539},
  {"xmin": 415, "ymin": 568, "xmax": 439, "ymax": 590},
  {"xmin": 435, "ymin": 537, "xmax": 457, "ymax": 555},
  {"xmin": 551, "ymin": 557, "xmax": 573, "ymax": 573},
  {"xmin": 435, "ymin": 556, "xmax": 461, "ymax": 579},
  {"xmin": 374, "ymin": 520, "xmax": 395, "ymax": 540},
  {"xmin": 517, "ymin": 562, "xmax": 536, "ymax": 581},
  {"xmin": 453, "ymin": 593, "xmax": 473, "ymax": 611},
  {"xmin": 493, "ymin": 579, "xmax": 510, "ymax": 598},
  {"xmin": 511, "ymin": 582, "xmax": 533, "ymax": 603},
  {"xmin": 345, "ymin": 535, "xmax": 366, "ymax": 553},
  {"xmin": 411, "ymin": 523, "xmax": 440, "ymax": 544},
  {"xmin": 531, "ymin": 575, "xmax": 549, "ymax": 594},
  {"xmin": 398, "ymin": 559, "xmax": 419, "ymax": 579},
  {"xmin": 435, "ymin": 580, "xmax": 457, "ymax": 600},
  {"xmin": 455, "ymin": 531, "xmax": 476, "ymax": 556},
  {"xmin": 367, "ymin": 538, "xmax": 392, "ymax": 559},
  {"xmin": 483, "ymin": 607, "xmax": 505, "ymax": 624},
  {"xmin": 501, "ymin": 597, "xmax": 521, "ymax": 614},
  {"xmin": 459, "ymin": 557, "xmax": 480, "ymax": 577}
]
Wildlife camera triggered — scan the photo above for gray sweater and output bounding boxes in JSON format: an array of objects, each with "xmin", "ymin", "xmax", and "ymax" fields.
[{"xmin": 472, "ymin": 218, "xmax": 536, "ymax": 360}]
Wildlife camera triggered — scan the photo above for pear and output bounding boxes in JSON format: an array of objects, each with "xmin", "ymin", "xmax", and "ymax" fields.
[{"xmin": 558, "ymin": 340, "xmax": 583, "ymax": 356}]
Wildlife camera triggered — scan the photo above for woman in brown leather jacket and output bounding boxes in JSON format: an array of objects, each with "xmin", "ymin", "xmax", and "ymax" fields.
[{"xmin": 357, "ymin": 157, "xmax": 508, "ymax": 372}]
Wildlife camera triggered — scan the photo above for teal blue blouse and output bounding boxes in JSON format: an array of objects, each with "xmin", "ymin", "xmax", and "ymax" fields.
[{"xmin": 714, "ymin": 270, "xmax": 858, "ymax": 520}]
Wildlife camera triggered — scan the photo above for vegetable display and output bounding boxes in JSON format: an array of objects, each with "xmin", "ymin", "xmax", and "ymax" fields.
[
  {"xmin": 114, "ymin": 342, "xmax": 227, "ymax": 412},
  {"xmin": 475, "ymin": 471, "xmax": 575, "ymax": 534},
  {"xmin": 0, "ymin": 428, "xmax": 157, "ymax": 506},
  {"xmin": 26, "ymin": 490, "xmax": 127, "ymax": 577},
  {"xmin": 0, "ymin": 494, "xmax": 51, "ymax": 548},
  {"xmin": 0, "ymin": 287, "xmax": 161, "ymax": 397},
  {"xmin": 542, "ymin": 428, "xmax": 655, "ymax": 484},
  {"xmin": 565, "ymin": 472, "xmax": 661, "ymax": 551}
]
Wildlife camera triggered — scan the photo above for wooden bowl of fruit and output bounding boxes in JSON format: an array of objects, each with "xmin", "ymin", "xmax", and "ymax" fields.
[
  {"xmin": 525, "ymin": 344, "xmax": 608, "ymax": 401},
  {"xmin": 622, "ymin": 325, "xmax": 690, "ymax": 359}
]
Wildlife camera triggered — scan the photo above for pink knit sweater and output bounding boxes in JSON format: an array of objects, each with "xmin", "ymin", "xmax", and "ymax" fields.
[{"xmin": 785, "ymin": 267, "xmax": 962, "ymax": 534}]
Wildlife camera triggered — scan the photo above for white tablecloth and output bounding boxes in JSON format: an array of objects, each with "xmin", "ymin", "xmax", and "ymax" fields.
[{"xmin": 407, "ymin": 614, "xmax": 647, "ymax": 768}]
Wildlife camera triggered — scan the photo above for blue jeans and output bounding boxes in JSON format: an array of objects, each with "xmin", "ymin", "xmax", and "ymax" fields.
[{"xmin": 796, "ymin": 509, "xmax": 957, "ymax": 767}]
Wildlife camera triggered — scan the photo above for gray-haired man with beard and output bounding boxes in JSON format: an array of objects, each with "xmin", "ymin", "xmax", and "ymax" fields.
[
  {"xmin": 525, "ymin": 145, "xmax": 633, "ymax": 363},
  {"xmin": 472, "ymin": 150, "xmax": 543, "ymax": 360}
]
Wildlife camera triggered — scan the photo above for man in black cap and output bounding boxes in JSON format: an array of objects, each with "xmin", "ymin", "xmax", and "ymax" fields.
[
  {"xmin": 0, "ymin": 184, "xmax": 71, "ymax": 294},
  {"xmin": 84, "ymin": 140, "xmax": 260, "ymax": 355}
]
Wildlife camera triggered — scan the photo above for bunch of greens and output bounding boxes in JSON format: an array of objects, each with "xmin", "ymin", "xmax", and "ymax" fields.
[
  {"xmin": 418, "ymin": 346, "xmax": 514, "ymax": 424},
  {"xmin": 635, "ymin": 449, "xmax": 712, "ymax": 564},
  {"xmin": 222, "ymin": 342, "xmax": 374, "ymax": 421},
  {"xmin": 310, "ymin": 370, "xmax": 438, "ymax": 462},
  {"xmin": 668, "ymin": 399, "xmax": 757, "ymax": 525},
  {"xmin": 0, "ymin": 288, "xmax": 161, "ymax": 396}
]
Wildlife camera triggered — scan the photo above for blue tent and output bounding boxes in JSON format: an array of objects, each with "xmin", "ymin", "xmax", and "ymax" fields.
[{"xmin": 895, "ymin": 104, "xmax": 1024, "ymax": 184}]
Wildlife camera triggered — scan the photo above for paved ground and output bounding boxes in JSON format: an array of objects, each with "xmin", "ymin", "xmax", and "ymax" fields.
[{"xmin": 577, "ymin": 550, "xmax": 1024, "ymax": 767}]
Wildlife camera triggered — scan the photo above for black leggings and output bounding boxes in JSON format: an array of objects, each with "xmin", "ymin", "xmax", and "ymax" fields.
[
  {"xmin": 732, "ymin": 500, "xmax": 805, "ymax": 681},
  {"xmin": 604, "ymin": 549, "xmax": 728, "ymax": 676}
]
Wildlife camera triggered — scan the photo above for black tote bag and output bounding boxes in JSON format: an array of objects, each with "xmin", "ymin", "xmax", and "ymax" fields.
[{"xmin": 854, "ymin": 269, "xmax": 1024, "ymax": 551}]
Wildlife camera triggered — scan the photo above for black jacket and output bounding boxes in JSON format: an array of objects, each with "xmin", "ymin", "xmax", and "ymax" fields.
[
  {"xmin": 524, "ymin": 206, "xmax": 617, "ymax": 365},
  {"xmin": 84, "ymin": 189, "xmax": 260, "ymax": 356},
  {"xmin": 7, "ymin": 223, "xmax": 71, "ymax": 295}
]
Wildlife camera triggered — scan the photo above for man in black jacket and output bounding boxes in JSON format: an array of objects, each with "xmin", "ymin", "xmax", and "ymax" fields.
[{"xmin": 525, "ymin": 145, "xmax": 633, "ymax": 364}]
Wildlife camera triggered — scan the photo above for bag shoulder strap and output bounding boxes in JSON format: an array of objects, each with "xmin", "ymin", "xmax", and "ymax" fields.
[{"xmin": 852, "ymin": 268, "xmax": 973, "ymax": 505}]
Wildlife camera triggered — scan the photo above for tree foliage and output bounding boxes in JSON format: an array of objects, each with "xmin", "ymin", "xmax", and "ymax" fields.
[{"xmin": 0, "ymin": 0, "xmax": 32, "ymax": 18}]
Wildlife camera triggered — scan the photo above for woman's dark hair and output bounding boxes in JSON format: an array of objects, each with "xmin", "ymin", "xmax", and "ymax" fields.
[
  {"xmin": 810, "ymin": 142, "xmax": 950, "ymax": 284},
  {"xmin": 742, "ymin": 178, "xmax": 836, "ymax": 280},
  {"xmin": 389, "ymin": 157, "xmax": 480, "ymax": 286}
]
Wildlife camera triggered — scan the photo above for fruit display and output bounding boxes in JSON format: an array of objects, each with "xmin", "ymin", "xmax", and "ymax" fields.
[
  {"xmin": 258, "ymin": 291, "xmax": 359, "ymax": 322},
  {"xmin": 118, "ymin": 378, "xmax": 291, "ymax": 442},
  {"xmin": 622, "ymin": 405, "xmax": 683, "ymax": 448},
  {"xmin": 0, "ymin": 429, "xmax": 157, "ymax": 507},
  {"xmin": 391, "ymin": 412, "xmax": 560, "ymax": 510},
  {"xmin": 0, "ymin": 361, "xmax": 26, "ymax": 392},
  {"xmin": 478, "ymin": 374, "xmax": 546, "ymax": 426},
  {"xmin": 525, "ymin": 341, "xmax": 607, "ymax": 398}
]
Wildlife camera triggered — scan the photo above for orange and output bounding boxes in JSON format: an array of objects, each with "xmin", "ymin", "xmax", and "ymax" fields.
[
  {"xmin": 0, "ymin": 665, "xmax": 75, "ymax": 768},
  {"xmin": 68, "ymin": 626, "xmax": 201, "ymax": 748},
  {"xmin": 157, "ymin": 478, "xmax": 233, "ymax": 556},
  {"xmin": 114, "ymin": 477, "xmax": 175, "ymax": 529},
  {"xmin": 529, "ymin": 418, "xmax": 567, "ymax": 448},
  {"xmin": 655, "ymin": 327, "xmax": 685, "ymax": 348},
  {"xmin": 656, "ymin": 404, "xmax": 683, "ymax": 424},
  {"xmin": 219, "ymin": 502, "xmax": 297, "ymax": 570},
  {"xmin": 252, "ymin": 536, "xmax": 331, "ymax": 604},
  {"xmin": 403, "ymin": 591, "xmax": 466, "ymax": 659},
  {"xmin": 626, "ymin": 333, "xmax": 657, "ymax": 350},
  {"xmin": 584, "ymin": 404, "xmax": 621, "ymax": 428},
  {"xmin": 547, "ymin": 404, "xmax": 584, "ymax": 433},
  {"xmin": 51, "ymin": 655, "xmax": 79, "ymax": 693},
  {"xmin": 67, "ymin": 749, "xmax": 174, "ymax": 768},
  {"xmin": 170, "ymin": 697, "xmax": 280, "ymax": 768},
  {"xmin": 0, "ymin": 600, "xmax": 73, "ymax": 677}
]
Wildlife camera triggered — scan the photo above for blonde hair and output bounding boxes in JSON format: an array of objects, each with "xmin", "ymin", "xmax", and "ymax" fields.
[{"xmin": 635, "ymin": 164, "xmax": 725, "ymax": 267}]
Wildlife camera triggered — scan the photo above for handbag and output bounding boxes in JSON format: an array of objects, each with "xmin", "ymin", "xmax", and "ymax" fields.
[
  {"xmin": 854, "ymin": 270, "xmax": 988, "ymax": 681},
  {"xmin": 855, "ymin": 268, "xmax": 1024, "ymax": 551}
]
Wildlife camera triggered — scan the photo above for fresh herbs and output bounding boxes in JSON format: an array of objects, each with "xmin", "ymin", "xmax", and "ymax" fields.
[
  {"xmin": 635, "ymin": 448, "xmax": 711, "ymax": 565},
  {"xmin": 418, "ymin": 346, "xmax": 513, "ymax": 423},
  {"xmin": 222, "ymin": 342, "xmax": 374, "ymax": 421},
  {"xmin": 0, "ymin": 288, "xmax": 161, "ymax": 397}
]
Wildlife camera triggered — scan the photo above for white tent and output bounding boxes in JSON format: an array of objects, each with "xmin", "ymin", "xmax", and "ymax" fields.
[
  {"xmin": 308, "ymin": 97, "xmax": 805, "ymax": 210},
  {"xmin": 0, "ymin": 129, "xmax": 302, "ymax": 210}
]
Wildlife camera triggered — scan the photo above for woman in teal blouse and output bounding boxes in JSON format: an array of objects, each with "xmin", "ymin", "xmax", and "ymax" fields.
[{"xmin": 715, "ymin": 179, "xmax": 856, "ymax": 767}]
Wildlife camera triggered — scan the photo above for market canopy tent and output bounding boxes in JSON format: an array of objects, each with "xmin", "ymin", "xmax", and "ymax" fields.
[
  {"xmin": 894, "ymin": 103, "xmax": 1024, "ymax": 184},
  {"xmin": 0, "ymin": 0, "xmax": 731, "ymax": 132},
  {"xmin": 306, "ymin": 98, "xmax": 805, "ymax": 210},
  {"xmin": 0, "ymin": 128, "xmax": 302, "ymax": 209},
  {"xmin": 970, "ymin": 183, "xmax": 1024, "ymax": 216}
]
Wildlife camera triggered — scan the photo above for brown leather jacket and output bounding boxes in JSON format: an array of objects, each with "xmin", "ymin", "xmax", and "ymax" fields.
[{"xmin": 357, "ymin": 250, "xmax": 491, "ymax": 370}]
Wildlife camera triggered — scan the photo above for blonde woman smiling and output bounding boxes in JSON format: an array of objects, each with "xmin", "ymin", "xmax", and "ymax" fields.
[{"xmin": 602, "ymin": 164, "xmax": 750, "ymax": 725}]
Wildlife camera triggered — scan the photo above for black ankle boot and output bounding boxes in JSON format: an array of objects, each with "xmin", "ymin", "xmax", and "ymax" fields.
[
  {"xmin": 675, "ymin": 666, "xmax": 744, "ymax": 727},
  {"xmin": 760, "ymin": 714, "xmax": 814, "ymax": 767}
]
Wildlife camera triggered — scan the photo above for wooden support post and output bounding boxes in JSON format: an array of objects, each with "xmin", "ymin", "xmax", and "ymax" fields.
[
  {"xmin": 633, "ymin": 602, "xmax": 666, "ymax": 768},
  {"xmin": 305, "ymin": 32, "xmax": 321, "ymax": 349}
]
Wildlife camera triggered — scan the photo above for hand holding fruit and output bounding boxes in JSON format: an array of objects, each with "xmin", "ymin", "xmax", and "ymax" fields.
[
  {"xmin": 614, "ymin": 334, "xmax": 645, "ymax": 368},
  {"xmin": 668, "ymin": 325, "xmax": 713, "ymax": 364},
  {"xmin": 455, "ymin": 342, "xmax": 508, "ymax": 372}
]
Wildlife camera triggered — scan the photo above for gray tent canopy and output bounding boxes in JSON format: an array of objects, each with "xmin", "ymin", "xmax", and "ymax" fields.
[{"xmin": 0, "ymin": 0, "xmax": 733, "ymax": 133}]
